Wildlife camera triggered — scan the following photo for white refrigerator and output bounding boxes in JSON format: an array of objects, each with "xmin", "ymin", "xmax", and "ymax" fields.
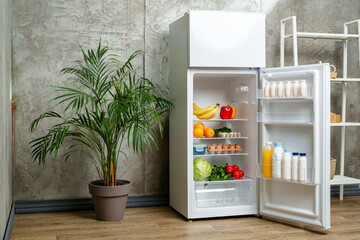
[{"xmin": 169, "ymin": 10, "xmax": 330, "ymax": 229}]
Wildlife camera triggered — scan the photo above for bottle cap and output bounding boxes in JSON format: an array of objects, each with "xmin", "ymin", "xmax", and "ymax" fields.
[
  {"xmin": 274, "ymin": 142, "xmax": 282, "ymax": 146},
  {"xmin": 292, "ymin": 152, "xmax": 299, "ymax": 156},
  {"xmin": 266, "ymin": 141, "xmax": 272, "ymax": 145},
  {"xmin": 284, "ymin": 148, "xmax": 291, "ymax": 152},
  {"xmin": 300, "ymin": 153, "xmax": 306, "ymax": 156}
]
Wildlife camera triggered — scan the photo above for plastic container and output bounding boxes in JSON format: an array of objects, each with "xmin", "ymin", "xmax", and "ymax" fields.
[
  {"xmin": 293, "ymin": 80, "xmax": 300, "ymax": 97},
  {"xmin": 270, "ymin": 82, "xmax": 277, "ymax": 98},
  {"xmin": 285, "ymin": 81, "xmax": 292, "ymax": 97},
  {"xmin": 299, "ymin": 153, "xmax": 307, "ymax": 182},
  {"xmin": 282, "ymin": 148, "xmax": 291, "ymax": 180},
  {"xmin": 291, "ymin": 152, "xmax": 299, "ymax": 181},
  {"xmin": 277, "ymin": 81, "xmax": 284, "ymax": 97},
  {"xmin": 193, "ymin": 145, "xmax": 206, "ymax": 155},
  {"xmin": 272, "ymin": 142, "xmax": 284, "ymax": 179},
  {"xmin": 264, "ymin": 82, "xmax": 270, "ymax": 98},
  {"xmin": 300, "ymin": 80, "xmax": 307, "ymax": 97},
  {"xmin": 262, "ymin": 141, "xmax": 273, "ymax": 178}
]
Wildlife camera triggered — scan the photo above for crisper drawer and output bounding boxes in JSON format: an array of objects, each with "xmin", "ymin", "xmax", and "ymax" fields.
[{"xmin": 194, "ymin": 178, "xmax": 254, "ymax": 208}]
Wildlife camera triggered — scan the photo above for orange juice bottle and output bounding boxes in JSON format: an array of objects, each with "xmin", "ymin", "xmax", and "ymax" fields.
[{"xmin": 262, "ymin": 141, "xmax": 273, "ymax": 178}]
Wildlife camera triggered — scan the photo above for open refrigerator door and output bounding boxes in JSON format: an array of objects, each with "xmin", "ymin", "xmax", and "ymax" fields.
[{"xmin": 258, "ymin": 64, "xmax": 331, "ymax": 229}]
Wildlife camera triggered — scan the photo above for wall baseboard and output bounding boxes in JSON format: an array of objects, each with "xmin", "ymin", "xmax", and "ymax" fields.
[
  {"xmin": 331, "ymin": 185, "xmax": 360, "ymax": 197},
  {"xmin": 3, "ymin": 202, "xmax": 15, "ymax": 240},
  {"xmin": 15, "ymin": 194, "xmax": 169, "ymax": 214}
]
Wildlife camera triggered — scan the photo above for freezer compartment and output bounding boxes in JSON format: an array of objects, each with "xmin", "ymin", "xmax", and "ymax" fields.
[
  {"xmin": 194, "ymin": 178, "xmax": 254, "ymax": 208},
  {"xmin": 257, "ymin": 164, "xmax": 316, "ymax": 185},
  {"xmin": 258, "ymin": 112, "xmax": 314, "ymax": 124}
]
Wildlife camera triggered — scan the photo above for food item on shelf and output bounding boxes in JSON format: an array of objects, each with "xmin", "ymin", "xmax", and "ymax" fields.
[
  {"xmin": 291, "ymin": 152, "xmax": 299, "ymax": 181},
  {"xmin": 293, "ymin": 80, "xmax": 300, "ymax": 97},
  {"xmin": 272, "ymin": 142, "xmax": 283, "ymax": 179},
  {"xmin": 194, "ymin": 122, "xmax": 205, "ymax": 130},
  {"xmin": 226, "ymin": 165, "xmax": 234, "ymax": 174},
  {"xmin": 229, "ymin": 132, "xmax": 234, "ymax": 138},
  {"xmin": 193, "ymin": 145, "xmax": 207, "ymax": 155},
  {"xmin": 208, "ymin": 145, "xmax": 216, "ymax": 154},
  {"xmin": 233, "ymin": 165, "xmax": 239, "ymax": 171},
  {"xmin": 270, "ymin": 82, "xmax": 277, "ymax": 98},
  {"xmin": 220, "ymin": 105, "xmax": 233, "ymax": 119},
  {"xmin": 235, "ymin": 144, "xmax": 242, "ymax": 153},
  {"xmin": 229, "ymin": 144, "xmax": 235, "ymax": 153},
  {"xmin": 214, "ymin": 127, "xmax": 232, "ymax": 137},
  {"xmin": 285, "ymin": 81, "xmax": 292, "ymax": 97},
  {"xmin": 298, "ymin": 153, "xmax": 307, "ymax": 182},
  {"xmin": 208, "ymin": 164, "xmax": 227, "ymax": 181},
  {"xmin": 215, "ymin": 145, "xmax": 222, "ymax": 154},
  {"xmin": 230, "ymin": 107, "xmax": 237, "ymax": 119},
  {"xmin": 264, "ymin": 82, "xmax": 270, "ymax": 98},
  {"xmin": 277, "ymin": 81, "xmax": 284, "ymax": 97},
  {"xmin": 207, "ymin": 145, "xmax": 212, "ymax": 149},
  {"xmin": 282, "ymin": 148, "xmax": 292, "ymax": 180},
  {"xmin": 193, "ymin": 127, "xmax": 204, "ymax": 138},
  {"xmin": 330, "ymin": 112, "xmax": 341, "ymax": 123},
  {"xmin": 204, "ymin": 127, "xmax": 215, "ymax": 138},
  {"xmin": 193, "ymin": 103, "xmax": 220, "ymax": 120},
  {"xmin": 262, "ymin": 141, "xmax": 273, "ymax": 178},
  {"xmin": 224, "ymin": 173, "xmax": 233, "ymax": 180},
  {"xmin": 300, "ymin": 80, "xmax": 307, "ymax": 97},
  {"xmin": 233, "ymin": 170, "xmax": 244, "ymax": 179},
  {"xmin": 222, "ymin": 144, "xmax": 229, "ymax": 154},
  {"xmin": 193, "ymin": 158, "xmax": 212, "ymax": 182}
]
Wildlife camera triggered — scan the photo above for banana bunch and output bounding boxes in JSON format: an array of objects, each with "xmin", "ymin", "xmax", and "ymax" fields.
[{"xmin": 193, "ymin": 103, "xmax": 220, "ymax": 120}]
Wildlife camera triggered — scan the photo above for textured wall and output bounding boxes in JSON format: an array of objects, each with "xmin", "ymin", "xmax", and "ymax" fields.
[
  {"xmin": 0, "ymin": 0, "xmax": 12, "ymax": 237},
  {"xmin": 266, "ymin": 0, "xmax": 360, "ymax": 179},
  {"xmin": 11, "ymin": 0, "xmax": 360, "ymax": 202}
]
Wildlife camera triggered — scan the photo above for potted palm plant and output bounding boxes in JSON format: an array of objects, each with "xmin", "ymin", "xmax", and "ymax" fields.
[{"xmin": 29, "ymin": 41, "xmax": 172, "ymax": 221}]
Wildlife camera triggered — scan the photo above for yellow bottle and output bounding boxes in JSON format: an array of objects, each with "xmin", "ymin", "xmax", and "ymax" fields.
[{"xmin": 263, "ymin": 141, "xmax": 273, "ymax": 178}]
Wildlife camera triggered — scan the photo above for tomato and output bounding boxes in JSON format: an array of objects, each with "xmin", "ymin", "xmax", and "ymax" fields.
[
  {"xmin": 233, "ymin": 165, "xmax": 239, "ymax": 171},
  {"xmin": 233, "ymin": 170, "xmax": 244, "ymax": 179},
  {"xmin": 226, "ymin": 165, "xmax": 234, "ymax": 174}
]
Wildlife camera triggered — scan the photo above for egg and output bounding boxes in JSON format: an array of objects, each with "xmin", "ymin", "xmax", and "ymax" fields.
[
  {"xmin": 229, "ymin": 144, "xmax": 235, "ymax": 153},
  {"xmin": 209, "ymin": 145, "xmax": 216, "ymax": 154},
  {"xmin": 207, "ymin": 145, "xmax": 213, "ymax": 150},
  {"xmin": 235, "ymin": 144, "xmax": 242, "ymax": 153},
  {"xmin": 215, "ymin": 145, "xmax": 222, "ymax": 154}
]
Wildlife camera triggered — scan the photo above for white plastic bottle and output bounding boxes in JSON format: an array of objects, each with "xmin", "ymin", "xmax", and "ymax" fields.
[
  {"xmin": 282, "ymin": 148, "xmax": 291, "ymax": 180},
  {"xmin": 270, "ymin": 82, "xmax": 277, "ymax": 98},
  {"xmin": 298, "ymin": 153, "xmax": 307, "ymax": 182},
  {"xmin": 300, "ymin": 80, "xmax": 307, "ymax": 97},
  {"xmin": 291, "ymin": 152, "xmax": 299, "ymax": 181},
  {"xmin": 272, "ymin": 142, "xmax": 284, "ymax": 179},
  {"xmin": 293, "ymin": 80, "xmax": 300, "ymax": 97},
  {"xmin": 285, "ymin": 81, "xmax": 292, "ymax": 97},
  {"xmin": 277, "ymin": 81, "xmax": 284, "ymax": 97},
  {"xmin": 264, "ymin": 82, "xmax": 270, "ymax": 98}
]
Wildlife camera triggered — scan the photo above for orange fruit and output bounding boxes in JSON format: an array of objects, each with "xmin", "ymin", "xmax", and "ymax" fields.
[
  {"xmin": 204, "ymin": 127, "xmax": 215, "ymax": 138},
  {"xmin": 193, "ymin": 127, "xmax": 204, "ymax": 138},
  {"xmin": 194, "ymin": 122, "xmax": 205, "ymax": 130}
]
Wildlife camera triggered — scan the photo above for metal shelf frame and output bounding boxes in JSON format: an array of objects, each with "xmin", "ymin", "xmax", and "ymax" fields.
[{"xmin": 280, "ymin": 16, "xmax": 360, "ymax": 201}]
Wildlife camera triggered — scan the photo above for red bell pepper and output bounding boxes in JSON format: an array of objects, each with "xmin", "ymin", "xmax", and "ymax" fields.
[{"xmin": 220, "ymin": 105, "xmax": 233, "ymax": 119}]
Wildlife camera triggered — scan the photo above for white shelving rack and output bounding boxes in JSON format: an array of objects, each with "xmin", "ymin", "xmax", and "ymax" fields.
[{"xmin": 280, "ymin": 16, "xmax": 360, "ymax": 200}]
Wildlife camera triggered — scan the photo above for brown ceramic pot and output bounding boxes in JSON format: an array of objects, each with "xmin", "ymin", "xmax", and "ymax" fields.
[{"xmin": 89, "ymin": 179, "xmax": 131, "ymax": 221}]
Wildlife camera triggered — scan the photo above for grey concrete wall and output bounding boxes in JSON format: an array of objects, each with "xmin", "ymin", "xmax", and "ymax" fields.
[
  {"xmin": 11, "ymin": 0, "xmax": 360, "ymax": 201},
  {"xmin": 265, "ymin": 0, "xmax": 360, "ymax": 179},
  {"xmin": 0, "ymin": 0, "xmax": 12, "ymax": 237}
]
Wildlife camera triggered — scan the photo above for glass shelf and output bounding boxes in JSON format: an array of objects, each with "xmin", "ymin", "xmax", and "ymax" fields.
[
  {"xmin": 193, "ymin": 118, "xmax": 248, "ymax": 122},
  {"xmin": 194, "ymin": 152, "xmax": 248, "ymax": 157},
  {"xmin": 193, "ymin": 136, "xmax": 248, "ymax": 140}
]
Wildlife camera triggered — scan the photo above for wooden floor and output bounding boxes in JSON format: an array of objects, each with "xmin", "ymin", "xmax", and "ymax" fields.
[{"xmin": 10, "ymin": 196, "xmax": 360, "ymax": 240}]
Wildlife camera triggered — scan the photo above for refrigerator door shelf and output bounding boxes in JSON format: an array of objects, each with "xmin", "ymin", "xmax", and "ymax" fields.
[
  {"xmin": 257, "ymin": 88, "xmax": 314, "ymax": 101},
  {"xmin": 257, "ymin": 164, "xmax": 318, "ymax": 186},
  {"xmin": 194, "ymin": 177, "xmax": 255, "ymax": 208},
  {"xmin": 257, "ymin": 112, "xmax": 314, "ymax": 125}
]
